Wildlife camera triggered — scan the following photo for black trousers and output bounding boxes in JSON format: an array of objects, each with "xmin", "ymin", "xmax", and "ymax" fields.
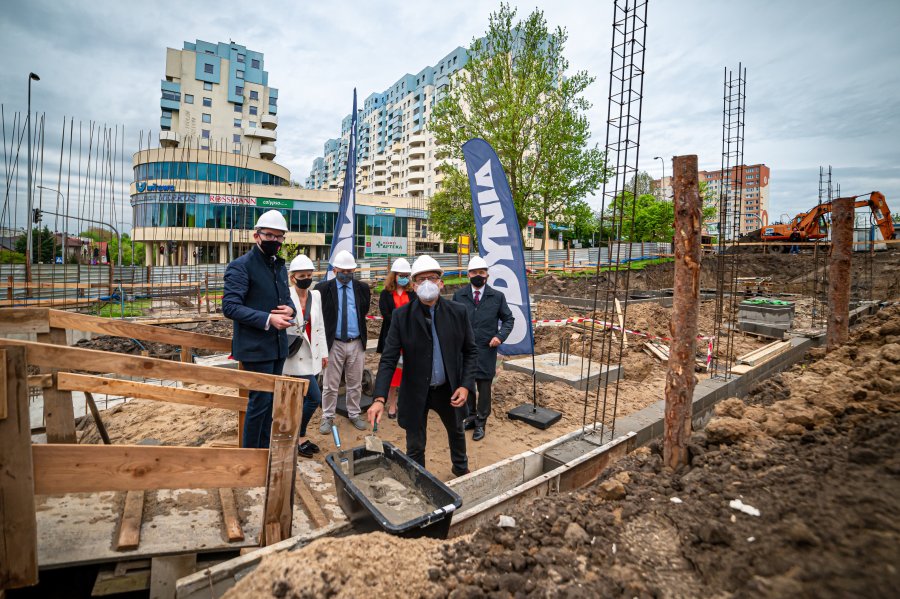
[
  {"xmin": 241, "ymin": 358, "xmax": 286, "ymax": 449},
  {"xmin": 406, "ymin": 383, "xmax": 468, "ymax": 472},
  {"xmin": 466, "ymin": 378, "xmax": 493, "ymax": 427}
]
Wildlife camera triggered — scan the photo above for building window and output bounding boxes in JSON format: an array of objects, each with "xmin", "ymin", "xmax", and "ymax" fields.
[
  {"xmin": 161, "ymin": 90, "xmax": 180, "ymax": 102},
  {"xmin": 251, "ymin": 58, "xmax": 260, "ymax": 68},
  {"xmin": 235, "ymin": 86, "xmax": 243, "ymax": 96},
  {"xmin": 204, "ymin": 63, "xmax": 214, "ymax": 74},
  {"xmin": 234, "ymin": 118, "xmax": 242, "ymax": 127},
  {"xmin": 184, "ymin": 94, "xmax": 194, "ymax": 104},
  {"xmin": 237, "ymin": 54, "xmax": 245, "ymax": 63},
  {"xmin": 249, "ymin": 122, "xmax": 256, "ymax": 128},
  {"xmin": 237, "ymin": 70, "xmax": 244, "ymax": 79},
  {"xmin": 249, "ymin": 106, "xmax": 258, "ymax": 115},
  {"xmin": 233, "ymin": 134, "xmax": 241, "ymax": 143},
  {"xmin": 202, "ymin": 97, "xmax": 212, "ymax": 107},
  {"xmin": 250, "ymin": 90, "xmax": 259, "ymax": 100},
  {"xmin": 203, "ymin": 82, "xmax": 213, "ymax": 91},
  {"xmin": 202, "ymin": 129, "xmax": 210, "ymax": 139},
  {"xmin": 234, "ymin": 104, "xmax": 242, "ymax": 113},
  {"xmin": 202, "ymin": 113, "xmax": 211, "ymax": 123}
]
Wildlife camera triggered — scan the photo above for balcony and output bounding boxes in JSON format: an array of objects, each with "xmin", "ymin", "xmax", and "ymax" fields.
[
  {"xmin": 408, "ymin": 158, "xmax": 426, "ymax": 170},
  {"xmin": 407, "ymin": 182, "xmax": 426, "ymax": 194},
  {"xmin": 409, "ymin": 131, "xmax": 426, "ymax": 146},
  {"xmin": 260, "ymin": 114, "xmax": 278, "ymax": 129},
  {"xmin": 408, "ymin": 146, "xmax": 426, "ymax": 159},
  {"xmin": 159, "ymin": 131, "xmax": 180, "ymax": 148},
  {"xmin": 260, "ymin": 144, "xmax": 276, "ymax": 159},
  {"xmin": 390, "ymin": 153, "xmax": 401, "ymax": 165},
  {"xmin": 244, "ymin": 127, "xmax": 276, "ymax": 141}
]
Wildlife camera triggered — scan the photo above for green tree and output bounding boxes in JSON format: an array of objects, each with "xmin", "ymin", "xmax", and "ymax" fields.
[
  {"xmin": 14, "ymin": 226, "xmax": 55, "ymax": 263},
  {"xmin": 428, "ymin": 166, "xmax": 475, "ymax": 244},
  {"xmin": 430, "ymin": 4, "xmax": 607, "ymax": 256},
  {"xmin": 605, "ymin": 192, "xmax": 675, "ymax": 242},
  {"xmin": 79, "ymin": 228, "xmax": 145, "ymax": 265}
]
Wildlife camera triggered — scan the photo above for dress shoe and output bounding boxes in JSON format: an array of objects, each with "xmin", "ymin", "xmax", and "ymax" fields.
[
  {"xmin": 297, "ymin": 444, "xmax": 314, "ymax": 459},
  {"xmin": 463, "ymin": 416, "xmax": 476, "ymax": 431},
  {"xmin": 387, "ymin": 410, "xmax": 397, "ymax": 420},
  {"xmin": 451, "ymin": 466, "xmax": 471, "ymax": 477},
  {"xmin": 473, "ymin": 427, "xmax": 485, "ymax": 441},
  {"xmin": 299, "ymin": 440, "xmax": 320, "ymax": 454}
]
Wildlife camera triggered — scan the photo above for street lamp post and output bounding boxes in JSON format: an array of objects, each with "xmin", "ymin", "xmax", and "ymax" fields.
[
  {"xmin": 227, "ymin": 183, "xmax": 234, "ymax": 262},
  {"xmin": 653, "ymin": 156, "xmax": 666, "ymax": 201},
  {"xmin": 25, "ymin": 72, "xmax": 40, "ymax": 281}
]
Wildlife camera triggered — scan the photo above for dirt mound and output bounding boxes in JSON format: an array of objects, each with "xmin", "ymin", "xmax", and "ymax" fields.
[{"xmin": 225, "ymin": 532, "xmax": 444, "ymax": 599}]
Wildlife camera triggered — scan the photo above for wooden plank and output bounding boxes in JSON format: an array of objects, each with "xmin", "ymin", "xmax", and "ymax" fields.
[
  {"xmin": 218, "ymin": 488, "xmax": 245, "ymax": 542},
  {"xmin": 0, "ymin": 348, "xmax": 39, "ymax": 590},
  {"xmin": 0, "ymin": 298, "xmax": 99, "ymax": 309},
  {"xmin": 293, "ymin": 475, "xmax": 330, "ymax": 529},
  {"xmin": 259, "ymin": 378, "xmax": 305, "ymax": 546},
  {"xmin": 37, "ymin": 328, "xmax": 76, "ymax": 444},
  {"xmin": 0, "ymin": 339, "xmax": 279, "ymax": 392},
  {"xmin": 116, "ymin": 491, "xmax": 145, "ymax": 551},
  {"xmin": 47, "ymin": 310, "xmax": 231, "ymax": 352},
  {"xmin": 149, "ymin": 554, "xmax": 196, "ymax": 599},
  {"xmin": 31, "ymin": 445, "xmax": 269, "ymax": 495},
  {"xmin": 180, "ymin": 345, "xmax": 192, "ymax": 364},
  {"xmin": 85, "ymin": 391, "xmax": 112, "ymax": 445},
  {"xmin": 0, "ymin": 357, "xmax": 5, "ymax": 420},
  {"xmin": 642, "ymin": 341, "xmax": 669, "ymax": 362},
  {"xmin": 56, "ymin": 373, "xmax": 247, "ymax": 412},
  {"xmin": 26, "ymin": 373, "xmax": 52, "ymax": 389},
  {"xmin": 736, "ymin": 340, "xmax": 792, "ymax": 366},
  {"xmin": 0, "ymin": 308, "xmax": 50, "ymax": 334}
]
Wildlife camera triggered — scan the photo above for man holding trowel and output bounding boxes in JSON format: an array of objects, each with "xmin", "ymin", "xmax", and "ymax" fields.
[{"xmin": 368, "ymin": 255, "xmax": 478, "ymax": 477}]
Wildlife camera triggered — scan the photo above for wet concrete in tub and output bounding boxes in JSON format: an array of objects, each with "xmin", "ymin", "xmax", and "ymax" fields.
[{"xmin": 351, "ymin": 461, "xmax": 437, "ymax": 526}]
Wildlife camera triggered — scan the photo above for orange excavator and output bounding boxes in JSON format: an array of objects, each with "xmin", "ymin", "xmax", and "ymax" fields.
[{"xmin": 741, "ymin": 191, "xmax": 896, "ymax": 250}]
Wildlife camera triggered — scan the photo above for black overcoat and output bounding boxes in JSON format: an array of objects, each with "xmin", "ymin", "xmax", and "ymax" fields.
[{"xmin": 451, "ymin": 284, "xmax": 515, "ymax": 378}]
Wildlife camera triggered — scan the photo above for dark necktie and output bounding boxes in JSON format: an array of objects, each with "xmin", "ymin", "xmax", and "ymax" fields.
[
  {"xmin": 340, "ymin": 284, "xmax": 349, "ymax": 341},
  {"xmin": 474, "ymin": 289, "xmax": 480, "ymax": 305}
]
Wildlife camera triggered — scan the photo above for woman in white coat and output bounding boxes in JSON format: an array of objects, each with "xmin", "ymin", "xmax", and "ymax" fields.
[{"xmin": 283, "ymin": 254, "xmax": 329, "ymax": 458}]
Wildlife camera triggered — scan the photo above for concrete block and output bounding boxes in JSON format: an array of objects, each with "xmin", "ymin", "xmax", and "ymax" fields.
[{"xmin": 504, "ymin": 353, "xmax": 623, "ymax": 390}]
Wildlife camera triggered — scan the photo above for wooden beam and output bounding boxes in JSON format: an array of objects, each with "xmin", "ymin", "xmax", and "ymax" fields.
[
  {"xmin": 37, "ymin": 329, "xmax": 76, "ymax": 444},
  {"xmin": 26, "ymin": 374, "xmax": 52, "ymax": 389},
  {"xmin": 736, "ymin": 340, "xmax": 792, "ymax": 366},
  {"xmin": 116, "ymin": 490, "xmax": 145, "ymax": 551},
  {"xmin": 46, "ymin": 310, "xmax": 231, "ymax": 353},
  {"xmin": 0, "ymin": 347, "xmax": 39, "ymax": 590},
  {"xmin": 150, "ymin": 554, "xmax": 196, "ymax": 599},
  {"xmin": 260, "ymin": 377, "xmax": 305, "ymax": 546},
  {"xmin": 0, "ymin": 298, "xmax": 98, "ymax": 309},
  {"xmin": 84, "ymin": 391, "xmax": 111, "ymax": 445},
  {"xmin": 0, "ymin": 308, "xmax": 50, "ymax": 335},
  {"xmin": 0, "ymin": 339, "xmax": 279, "ymax": 392},
  {"xmin": 31, "ymin": 445, "xmax": 269, "ymax": 495},
  {"xmin": 56, "ymin": 373, "xmax": 247, "ymax": 412},
  {"xmin": 294, "ymin": 475, "xmax": 330, "ymax": 529},
  {"xmin": 218, "ymin": 488, "xmax": 245, "ymax": 542}
]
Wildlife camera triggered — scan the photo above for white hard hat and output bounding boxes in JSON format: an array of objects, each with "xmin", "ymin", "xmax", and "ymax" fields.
[
  {"xmin": 410, "ymin": 255, "xmax": 443, "ymax": 278},
  {"xmin": 255, "ymin": 209, "xmax": 288, "ymax": 232},
  {"xmin": 390, "ymin": 258, "xmax": 411, "ymax": 273},
  {"xmin": 331, "ymin": 249, "xmax": 358, "ymax": 269},
  {"xmin": 289, "ymin": 254, "xmax": 315, "ymax": 272},
  {"xmin": 467, "ymin": 255, "xmax": 489, "ymax": 271}
]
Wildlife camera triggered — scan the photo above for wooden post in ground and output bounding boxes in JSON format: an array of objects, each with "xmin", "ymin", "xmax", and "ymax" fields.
[
  {"xmin": 827, "ymin": 197, "xmax": 853, "ymax": 351},
  {"xmin": 0, "ymin": 347, "xmax": 39, "ymax": 591},
  {"xmin": 259, "ymin": 377, "xmax": 305, "ymax": 546},
  {"xmin": 37, "ymin": 327, "xmax": 76, "ymax": 443},
  {"xmin": 663, "ymin": 155, "xmax": 702, "ymax": 471}
]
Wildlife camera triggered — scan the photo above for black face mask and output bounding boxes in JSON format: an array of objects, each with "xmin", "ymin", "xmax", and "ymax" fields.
[
  {"xmin": 258, "ymin": 240, "xmax": 282, "ymax": 257},
  {"xmin": 469, "ymin": 275, "xmax": 487, "ymax": 288},
  {"xmin": 295, "ymin": 278, "xmax": 312, "ymax": 290}
]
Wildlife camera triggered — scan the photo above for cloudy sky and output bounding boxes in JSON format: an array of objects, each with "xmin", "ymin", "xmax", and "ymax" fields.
[{"xmin": 2, "ymin": 0, "xmax": 899, "ymax": 229}]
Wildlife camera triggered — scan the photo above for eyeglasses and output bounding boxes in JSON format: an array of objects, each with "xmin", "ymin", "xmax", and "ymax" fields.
[
  {"xmin": 258, "ymin": 232, "xmax": 285, "ymax": 242},
  {"xmin": 415, "ymin": 275, "xmax": 441, "ymax": 283}
]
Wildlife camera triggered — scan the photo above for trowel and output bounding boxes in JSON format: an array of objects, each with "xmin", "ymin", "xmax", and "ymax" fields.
[
  {"xmin": 365, "ymin": 420, "xmax": 385, "ymax": 454},
  {"xmin": 331, "ymin": 424, "xmax": 354, "ymax": 477}
]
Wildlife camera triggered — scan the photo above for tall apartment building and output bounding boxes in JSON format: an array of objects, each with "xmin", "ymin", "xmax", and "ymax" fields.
[
  {"xmin": 159, "ymin": 40, "xmax": 279, "ymax": 160},
  {"xmin": 305, "ymin": 46, "xmax": 470, "ymax": 200},
  {"xmin": 698, "ymin": 164, "xmax": 770, "ymax": 236}
]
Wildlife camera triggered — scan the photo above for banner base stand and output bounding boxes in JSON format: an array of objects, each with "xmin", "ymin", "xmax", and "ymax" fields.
[{"xmin": 507, "ymin": 404, "xmax": 562, "ymax": 430}]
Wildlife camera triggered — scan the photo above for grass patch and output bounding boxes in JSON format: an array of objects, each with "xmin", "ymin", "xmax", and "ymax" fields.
[{"xmin": 94, "ymin": 299, "xmax": 152, "ymax": 318}]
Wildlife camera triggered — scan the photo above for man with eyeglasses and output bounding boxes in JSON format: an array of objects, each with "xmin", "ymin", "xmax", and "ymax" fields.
[
  {"xmin": 368, "ymin": 255, "xmax": 477, "ymax": 477},
  {"xmin": 223, "ymin": 210, "xmax": 296, "ymax": 449}
]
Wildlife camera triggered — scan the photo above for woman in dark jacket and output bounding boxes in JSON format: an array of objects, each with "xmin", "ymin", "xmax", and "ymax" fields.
[{"xmin": 377, "ymin": 258, "xmax": 415, "ymax": 418}]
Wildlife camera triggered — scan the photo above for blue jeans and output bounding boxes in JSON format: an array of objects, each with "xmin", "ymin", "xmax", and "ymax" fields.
[
  {"xmin": 297, "ymin": 374, "xmax": 322, "ymax": 437},
  {"xmin": 241, "ymin": 358, "xmax": 286, "ymax": 449}
]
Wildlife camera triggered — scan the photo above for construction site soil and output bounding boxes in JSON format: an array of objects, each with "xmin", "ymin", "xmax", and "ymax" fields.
[{"xmin": 226, "ymin": 303, "xmax": 900, "ymax": 599}]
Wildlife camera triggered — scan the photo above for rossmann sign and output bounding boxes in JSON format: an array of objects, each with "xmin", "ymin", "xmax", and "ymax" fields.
[{"xmin": 136, "ymin": 182, "xmax": 176, "ymax": 192}]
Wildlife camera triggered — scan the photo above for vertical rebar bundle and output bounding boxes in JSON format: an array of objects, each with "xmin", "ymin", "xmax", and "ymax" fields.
[
  {"xmin": 664, "ymin": 155, "xmax": 702, "ymax": 470},
  {"xmin": 711, "ymin": 64, "xmax": 747, "ymax": 379},
  {"xmin": 582, "ymin": 0, "xmax": 648, "ymax": 441},
  {"xmin": 558, "ymin": 335, "xmax": 570, "ymax": 366},
  {"xmin": 827, "ymin": 197, "xmax": 853, "ymax": 350}
]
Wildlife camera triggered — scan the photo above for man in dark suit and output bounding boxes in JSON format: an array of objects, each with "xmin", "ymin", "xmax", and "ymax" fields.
[
  {"xmin": 315, "ymin": 249, "xmax": 371, "ymax": 432},
  {"xmin": 222, "ymin": 210, "xmax": 296, "ymax": 449},
  {"xmin": 452, "ymin": 255, "xmax": 515, "ymax": 441},
  {"xmin": 368, "ymin": 255, "xmax": 477, "ymax": 477}
]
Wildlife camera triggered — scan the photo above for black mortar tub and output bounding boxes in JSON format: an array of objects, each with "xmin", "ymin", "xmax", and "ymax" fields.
[{"xmin": 325, "ymin": 441, "xmax": 462, "ymax": 539}]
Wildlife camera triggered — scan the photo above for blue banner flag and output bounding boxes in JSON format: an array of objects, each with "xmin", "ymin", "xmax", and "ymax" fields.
[
  {"xmin": 462, "ymin": 138, "xmax": 534, "ymax": 356},
  {"xmin": 327, "ymin": 89, "xmax": 358, "ymax": 279}
]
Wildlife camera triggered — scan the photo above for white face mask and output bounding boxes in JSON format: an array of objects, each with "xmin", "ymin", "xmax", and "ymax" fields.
[{"xmin": 416, "ymin": 280, "xmax": 440, "ymax": 302}]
